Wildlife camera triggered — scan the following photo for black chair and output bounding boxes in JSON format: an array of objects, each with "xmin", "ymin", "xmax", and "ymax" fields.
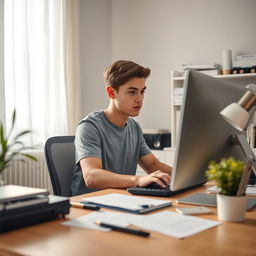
[{"xmin": 44, "ymin": 136, "xmax": 75, "ymax": 197}]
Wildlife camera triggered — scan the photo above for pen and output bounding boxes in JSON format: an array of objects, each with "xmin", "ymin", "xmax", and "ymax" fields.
[
  {"xmin": 94, "ymin": 221, "xmax": 150, "ymax": 237},
  {"xmin": 140, "ymin": 204, "xmax": 154, "ymax": 208},
  {"xmin": 70, "ymin": 202, "xmax": 101, "ymax": 211}
]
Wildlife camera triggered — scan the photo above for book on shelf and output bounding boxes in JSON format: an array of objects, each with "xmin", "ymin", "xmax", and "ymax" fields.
[
  {"xmin": 199, "ymin": 69, "xmax": 220, "ymax": 75},
  {"xmin": 182, "ymin": 63, "xmax": 221, "ymax": 76},
  {"xmin": 235, "ymin": 54, "xmax": 256, "ymax": 61},
  {"xmin": 233, "ymin": 59, "xmax": 256, "ymax": 68},
  {"xmin": 182, "ymin": 63, "xmax": 219, "ymax": 70},
  {"xmin": 233, "ymin": 55, "xmax": 256, "ymax": 74},
  {"xmin": 173, "ymin": 88, "xmax": 184, "ymax": 105}
]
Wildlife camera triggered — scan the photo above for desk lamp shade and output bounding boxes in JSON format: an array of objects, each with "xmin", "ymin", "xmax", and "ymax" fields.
[{"xmin": 220, "ymin": 84, "xmax": 256, "ymax": 132}]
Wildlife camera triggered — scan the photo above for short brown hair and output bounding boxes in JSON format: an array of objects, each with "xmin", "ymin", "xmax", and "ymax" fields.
[{"xmin": 104, "ymin": 60, "xmax": 151, "ymax": 91}]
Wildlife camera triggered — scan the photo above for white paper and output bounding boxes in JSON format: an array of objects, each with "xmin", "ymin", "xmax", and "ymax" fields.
[
  {"xmin": 131, "ymin": 210, "xmax": 221, "ymax": 239},
  {"xmin": 62, "ymin": 211, "xmax": 137, "ymax": 231},
  {"xmin": 81, "ymin": 193, "xmax": 171, "ymax": 211},
  {"xmin": 62, "ymin": 210, "xmax": 220, "ymax": 239}
]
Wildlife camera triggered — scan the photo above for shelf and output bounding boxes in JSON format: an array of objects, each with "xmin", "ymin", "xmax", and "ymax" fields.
[
  {"xmin": 171, "ymin": 70, "xmax": 256, "ymax": 148},
  {"xmin": 173, "ymin": 77, "xmax": 185, "ymax": 81},
  {"xmin": 214, "ymin": 73, "xmax": 256, "ymax": 79},
  {"xmin": 173, "ymin": 72, "xmax": 256, "ymax": 81}
]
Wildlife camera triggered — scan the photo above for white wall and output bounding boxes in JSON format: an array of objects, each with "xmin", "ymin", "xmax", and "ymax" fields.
[
  {"xmin": 79, "ymin": 0, "xmax": 111, "ymax": 117},
  {"xmin": 79, "ymin": 0, "xmax": 256, "ymax": 129}
]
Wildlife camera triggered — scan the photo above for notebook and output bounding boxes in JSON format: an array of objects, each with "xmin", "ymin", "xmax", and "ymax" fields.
[
  {"xmin": 177, "ymin": 193, "xmax": 256, "ymax": 211},
  {"xmin": 207, "ymin": 185, "xmax": 256, "ymax": 197}
]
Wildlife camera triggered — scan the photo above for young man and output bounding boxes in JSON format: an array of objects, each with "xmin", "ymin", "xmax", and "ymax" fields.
[{"xmin": 71, "ymin": 60, "xmax": 172, "ymax": 196}]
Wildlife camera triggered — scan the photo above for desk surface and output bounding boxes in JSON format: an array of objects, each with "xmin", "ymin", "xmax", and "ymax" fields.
[{"xmin": 0, "ymin": 184, "xmax": 255, "ymax": 256}]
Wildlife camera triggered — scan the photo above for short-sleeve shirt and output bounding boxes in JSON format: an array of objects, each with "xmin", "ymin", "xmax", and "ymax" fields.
[{"xmin": 70, "ymin": 110, "xmax": 151, "ymax": 196}]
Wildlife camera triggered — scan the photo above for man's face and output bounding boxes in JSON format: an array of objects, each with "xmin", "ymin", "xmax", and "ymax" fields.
[{"xmin": 112, "ymin": 77, "xmax": 147, "ymax": 117}]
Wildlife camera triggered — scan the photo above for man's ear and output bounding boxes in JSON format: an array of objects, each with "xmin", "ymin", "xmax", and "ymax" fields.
[{"xmin": 106, "ymin": 86, "xmax": 116, "ymax": 99}]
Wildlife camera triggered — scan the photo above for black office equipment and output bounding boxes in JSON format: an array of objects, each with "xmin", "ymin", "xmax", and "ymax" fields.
[
  {"xmin": 0, "ymin": 195, "xmax": 70, "ymax": 232},
  {"xmin": 143, "ymin": 129, "xmax": 171, "ymax": 150}
]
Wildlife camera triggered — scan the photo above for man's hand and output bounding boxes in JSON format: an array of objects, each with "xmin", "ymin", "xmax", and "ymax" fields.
[{"xmin": 137, "ymin": 170, "xmax": 171, "ymax": 188}]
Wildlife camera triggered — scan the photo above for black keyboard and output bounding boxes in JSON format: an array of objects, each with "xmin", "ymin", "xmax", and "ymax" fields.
[
  {"xmin": 127, "ymin": 182, "xmax": 205, "ymax": 197},
  {"xmin": 127, "ymin": 186, "xmax": 176, "ymax": 197}
]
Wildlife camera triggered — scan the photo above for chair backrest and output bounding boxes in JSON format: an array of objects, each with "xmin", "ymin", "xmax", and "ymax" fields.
[{"xmin": 44, "ymin": 136, "xmax": 75, "ymax": 197}]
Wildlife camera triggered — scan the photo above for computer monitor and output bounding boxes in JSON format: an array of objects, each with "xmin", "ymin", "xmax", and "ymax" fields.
[{"xmin": 170, "ymin": 70, "xmax": 255, "ymax": 192}]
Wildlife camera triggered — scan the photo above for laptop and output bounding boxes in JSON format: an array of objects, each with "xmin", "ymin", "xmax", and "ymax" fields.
[{"xmin": 0, "ymin": 185, "xmax": 49, "ymax": 204}]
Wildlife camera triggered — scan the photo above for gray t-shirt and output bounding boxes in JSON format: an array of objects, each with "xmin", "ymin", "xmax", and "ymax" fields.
[{"xmin": 70, "ymin": 110, "xmax": 151, "ymax": 195}]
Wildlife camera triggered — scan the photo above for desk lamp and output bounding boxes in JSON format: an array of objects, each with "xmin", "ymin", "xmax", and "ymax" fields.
[
  {"xmin": 220, "ymin": 84, "xmax": 256, "ymax": 185},
  {"xmin": 220, "ymin": 84, "xmax": 256, "ymax": 132}
]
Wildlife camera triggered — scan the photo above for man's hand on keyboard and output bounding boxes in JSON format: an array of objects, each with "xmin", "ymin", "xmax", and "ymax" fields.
[{"xmin": 137, "ymin": 170, "xmax": 170, "ymax": 188}]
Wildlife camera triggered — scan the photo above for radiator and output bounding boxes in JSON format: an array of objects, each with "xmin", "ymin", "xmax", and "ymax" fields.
[{"xmin": 0, "ymin": 150, "xmax": 53, "ymax": 194}]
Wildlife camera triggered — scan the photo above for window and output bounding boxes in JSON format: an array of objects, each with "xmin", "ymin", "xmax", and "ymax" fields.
[{"xmin": 3, "ymin": 0, "xmax": 76, "ymax": 146}]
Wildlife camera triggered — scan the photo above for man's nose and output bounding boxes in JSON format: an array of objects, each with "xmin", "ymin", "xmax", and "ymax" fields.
[{"xmin": 136, "ymin": 93, "xmax": 143, "ymax": 102}]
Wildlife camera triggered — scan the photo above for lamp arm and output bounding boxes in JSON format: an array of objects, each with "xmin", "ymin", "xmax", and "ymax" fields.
[{"xmin": 232, "ymin": 134, "xmax": 256, "ymax": 176}]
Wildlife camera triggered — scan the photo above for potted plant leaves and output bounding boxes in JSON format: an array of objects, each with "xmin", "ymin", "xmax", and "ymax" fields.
[
  {"xmin": 0, "ymin": 110, "xmax": 37, "ymax": 183},
  {"xmin": 205, "ymin": 157, "xmax": 250, "ymax": 221}
]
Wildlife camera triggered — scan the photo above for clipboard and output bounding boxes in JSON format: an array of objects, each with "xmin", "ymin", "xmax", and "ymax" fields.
[{"xmin": 81, "ymin": 193, "xmax": 172, "ymax": 214}]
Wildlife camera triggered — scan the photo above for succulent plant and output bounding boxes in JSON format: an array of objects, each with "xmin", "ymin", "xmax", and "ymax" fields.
[{"xmin": 205, "ymin": 157, "xmax": 245, "ymax": 196}]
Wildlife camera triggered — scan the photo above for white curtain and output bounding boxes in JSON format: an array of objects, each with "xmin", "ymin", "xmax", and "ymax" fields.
[
  {"xmin": 4, "ymin": 0, "xmax": 80, "ymax": 146},
  {"xmin": 63, "ymin": 0, "xmax": 81, "ymax": 135}
]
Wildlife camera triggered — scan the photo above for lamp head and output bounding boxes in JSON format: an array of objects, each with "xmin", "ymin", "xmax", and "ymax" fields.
[{"xmin": 220, "ymin": 84, "xmax": 256, "ymax": 131}]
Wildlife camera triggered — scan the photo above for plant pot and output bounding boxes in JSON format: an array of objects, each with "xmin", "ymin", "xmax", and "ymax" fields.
[{"xmin": 217, "ymin": 194, "xmax": 247, "ymax": 222}]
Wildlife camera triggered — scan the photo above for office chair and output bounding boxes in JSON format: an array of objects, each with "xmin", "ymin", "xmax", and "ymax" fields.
[{"xmin": 44, "ymin": 136, "xmax": 75, "ymax": 197}]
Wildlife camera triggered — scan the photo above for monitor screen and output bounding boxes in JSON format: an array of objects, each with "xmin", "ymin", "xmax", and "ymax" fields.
[{"xmin": 170, "ymin": 70, "xmax": 254, "ymax": 191}]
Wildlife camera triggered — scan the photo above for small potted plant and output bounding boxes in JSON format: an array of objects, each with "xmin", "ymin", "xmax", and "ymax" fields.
[
  {"xmin": 0, "ymin": 110, "xmax": 37, "ymax": 184},
  {"xmin": 205, "ymin": 157, "xmax": 248, "ymax": 221}
]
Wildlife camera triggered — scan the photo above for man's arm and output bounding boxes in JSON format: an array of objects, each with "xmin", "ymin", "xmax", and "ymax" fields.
[
  {"xmin": 138, "ymin": 153, "xmax": 172, "ymax": 184},
  {"xmin": 80, "ymin": 156, "xmax": 171, "ymax": 189}
]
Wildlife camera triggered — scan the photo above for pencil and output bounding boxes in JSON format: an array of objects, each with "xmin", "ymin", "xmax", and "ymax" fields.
[{"xmin": 70, "ymin": 202, "xmax": 101, "ymax": 210}]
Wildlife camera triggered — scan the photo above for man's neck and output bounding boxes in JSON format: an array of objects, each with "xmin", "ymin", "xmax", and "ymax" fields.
[{"xmin": 104, "ymin": 107, "xmax": 128, "ymax": 127}]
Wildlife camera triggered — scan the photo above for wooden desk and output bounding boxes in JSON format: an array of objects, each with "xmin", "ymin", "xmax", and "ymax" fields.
[{"xmin": 0, "ymin": 184, "xmax": 255, "ymax": 256}]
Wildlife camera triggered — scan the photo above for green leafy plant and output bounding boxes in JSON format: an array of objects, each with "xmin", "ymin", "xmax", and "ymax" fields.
[
  {"xmin": 0, "ymin": 110, "xmax": 37, "ymax": 175},
  {"xmin": 205, "ymin": 157, "xmax": 245, "ymax": 196}
]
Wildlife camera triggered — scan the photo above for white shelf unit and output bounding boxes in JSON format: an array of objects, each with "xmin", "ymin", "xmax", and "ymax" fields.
[
  {"xmin": 171, "ymin": 71, "xmax": 256, "ymax": 148},
  {"xmin": 136, "ymin": 148, "xmax": 176, "ymax": 175}
]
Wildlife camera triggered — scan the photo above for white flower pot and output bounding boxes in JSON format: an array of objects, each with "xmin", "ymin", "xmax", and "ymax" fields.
[{"xmin": 217, "ymin": 194, "xmax": 247, "ymax": 222}]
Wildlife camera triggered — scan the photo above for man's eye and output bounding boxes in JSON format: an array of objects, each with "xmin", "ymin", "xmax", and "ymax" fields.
[{"xmin": 128, "ymin": 91, "xmax": 136, "ymax": 94}]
